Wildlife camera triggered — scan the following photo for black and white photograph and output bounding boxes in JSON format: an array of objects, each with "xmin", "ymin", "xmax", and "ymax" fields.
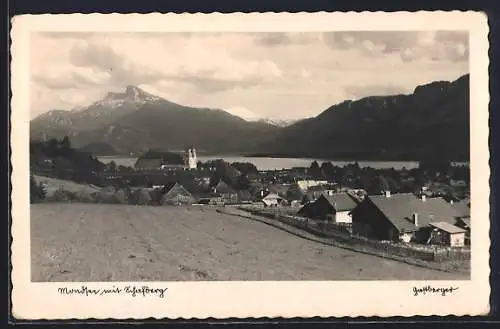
[{"xmin": 11, "ymin": 12, "xmax": 490, "ymax": 319}]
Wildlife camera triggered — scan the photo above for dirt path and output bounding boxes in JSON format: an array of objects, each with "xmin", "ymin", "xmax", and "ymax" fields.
[{"xmin": 31, "ymin": 204, "xmax": 468, "ymax": 282}]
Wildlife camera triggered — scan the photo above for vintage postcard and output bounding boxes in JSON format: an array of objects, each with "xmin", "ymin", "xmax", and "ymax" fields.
[{"xmin": 11, "ymin": 12, "xmax": 490, "ymax": 319}]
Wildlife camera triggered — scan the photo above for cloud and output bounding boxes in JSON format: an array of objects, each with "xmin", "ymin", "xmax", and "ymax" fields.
[
  {"xmin": 64, "ymin": 36, "xmax": 282, "ymax": 94},
  {"xmin": 254, "ymin": 33, "xmax": 292, "ymax": 47},
  {"xmin": 30, "ymin": 31, "xmax": 468, "ymax": 119},
  {"xmin": 343, "ymin": 84, "xmax": 410, "ymax": 100},
  {"xmin": 324, "ymin": 31, "xmax": 468, "ymax": 62},
  {"xmin": 33, "ymin": 65, "xmax": 111, "ymax": 89},
  {"xmin": 253, "ymin": 32, "xmax": 323, "ymax": 47},
  {"xmin": 37, "ymin": 32, "xmax": 97, "ymax": 39}
]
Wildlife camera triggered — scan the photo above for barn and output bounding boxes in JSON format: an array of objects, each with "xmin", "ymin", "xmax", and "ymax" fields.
[
  {"xmin": 297, "ymin": 192, "xmax": 358, "ymax": 224},
  {"xmin": 428, "ymin": 222, "xmax": 467, "ymax": 247}
]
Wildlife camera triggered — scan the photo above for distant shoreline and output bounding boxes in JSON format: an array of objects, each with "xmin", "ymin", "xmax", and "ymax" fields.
[
  {"xmin": 243, "ymin": 153, "xmax": 469, "ymax": 163},
  {"xmin": 96, "ymin": 152, "xmax": 469, "ymax": 163}
]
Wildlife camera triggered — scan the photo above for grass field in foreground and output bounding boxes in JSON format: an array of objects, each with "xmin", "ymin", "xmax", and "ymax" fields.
[{"xmin": 31, "ymin": 203, "xmax": 468, "ymax": 281}]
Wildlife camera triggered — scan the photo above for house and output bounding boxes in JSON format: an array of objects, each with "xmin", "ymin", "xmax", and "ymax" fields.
[
  {"xmin": 351, "ymin": 192, "xmax": 459, "ymax": 244},
  {"xmin": 261, "ymin": 193, "xmax": 287, "ymax": 207},
  {"xmin": 213, "ymin": 180, "xmax": 238, "ymax": 204},
  {"xmin": 297, "ymin": 180, "xmax": 328, "ymax": 191},
  {"xmin": 299, "ymin": 186, "xmax": 332, "ymax": 205},
  {"xmin": 297, "ymin": 192, "xmax": 359, "ymax": 224},
  {"xmin": 158, "ymin": 182, "xmax": 194, "ymax": 205},
  {"xmin": 428, "ymin": 222, "xmax": 467, "ymax": 247}
]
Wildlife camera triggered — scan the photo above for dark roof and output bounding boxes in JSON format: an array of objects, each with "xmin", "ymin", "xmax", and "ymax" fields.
[
  {"xmin": 458, "ymin": 217, "xmax": 471, "ymax": 227},
  {"xmin": 135, "ymin": 158, "xmax": 162, "ymax": 169},
  {"xmin": 304, "ymin": 190, "xmax": 325, "ymax": 201},
  {"xmin": 160, "ymin": 182, "xmax": 178, "ymax": 194},
  {"xmin": 268, "ymin": 184, "xmax": 290, "ymax": 196},
  {"xmin": 309, "ymin": 185, "xmax": 327, "ymax": 192},
  {"xmin": 297, "ymin": 202, "xmax": 314, "ymax": 216},
  {"xmin": 367, "ymin": 193, "xmax": 458, "ymax": 232},
  {"xmin": 139, "ymin": 151, "xmax": 185, "ymax": 165},
  {"xmin": 319, "ymin": 193, "xmax": 358, "ymax": 212}
]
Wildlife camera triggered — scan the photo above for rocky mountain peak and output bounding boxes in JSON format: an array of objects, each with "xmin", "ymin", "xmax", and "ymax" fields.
[
  {"xmin": 102, "ymin": 85, "xmax": 161, "ymax": 103},
  {"xmin": 124, "ymin": 85, "xmax": 144, "ymax": 100}
]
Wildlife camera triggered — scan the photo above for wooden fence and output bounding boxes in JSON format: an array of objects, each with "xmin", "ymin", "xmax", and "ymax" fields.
[{"xmin": 241, "ymin": 207, "xmax": 471, "ymax": 262}]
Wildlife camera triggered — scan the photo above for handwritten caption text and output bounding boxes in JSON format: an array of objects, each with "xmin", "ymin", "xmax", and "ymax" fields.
[{"xmin": 58, "ymin": 285, "xmax": 168, "ymax": 298}]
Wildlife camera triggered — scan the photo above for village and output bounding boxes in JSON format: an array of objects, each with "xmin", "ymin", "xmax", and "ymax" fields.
[{"xmin": 31, "ymin": 139, "xmax": 471, "ymax": 261}]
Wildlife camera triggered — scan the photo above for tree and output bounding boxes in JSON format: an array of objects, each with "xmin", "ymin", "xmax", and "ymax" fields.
[
  {"xmin": 320, "ymin": 161, "xmax": 335, "ymax": 181},
  {"xmin": 419, "ymin": 156, "xmax": 451, "ymax": 175},
  {"xmin": 234, "ymin": 174, "xmax": 250, "ymax": 191},
  {"xmin": 61, "ymin": 136, "xmax": 71, "ymax": 152},
  {"xmin": 231, "ymin": 162, "xmax": 258, "ymax": 175},
  {"xmin": 309, "ymin": 161, "xmax": 322, "ymax": 179},
  {"xmin": 106, "ymin": 160, "xmax": 117, "ymax": 173},
  {"xmin": 45, "ymin": 138, "xmax": 59, "ymax": 157},
  {"xmin": 367, "ymin": 176, "xmax": 390, "ymax": 195}
]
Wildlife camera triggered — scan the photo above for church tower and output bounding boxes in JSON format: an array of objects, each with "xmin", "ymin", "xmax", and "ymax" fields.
[
  {"xmin": 185, "ymin": 147, "xmax": 197, "ymax": 170},
  {"xmin": 190, "ymin": 148, "xmax": 197, "ymax": 169}
]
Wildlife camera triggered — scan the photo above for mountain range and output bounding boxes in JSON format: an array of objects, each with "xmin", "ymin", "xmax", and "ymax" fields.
[
  {"xmin": 257, "ymin": 74, "xmax": 470, "ymax": 161},
  {"xmin": 30, "ymin": 85, "xmax": 279, "ymax": 155},
  {"xmin": 30, "ymin": 74, "xmax": 470, "ymax": 160}
]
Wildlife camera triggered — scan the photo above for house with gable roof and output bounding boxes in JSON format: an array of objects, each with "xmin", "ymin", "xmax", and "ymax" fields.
[
  {"xmin": 157, "ymin": 181, "xmax": 194, "ymax": 205},
  {"xmin": 261, "ymin": 193, "xmax": 287, "ymax": 207},
  {"xmin": 351, "ymin": 192, "xmax": 463, "ymax": 244},
  {"xmin": 297, "ymin": 192, "xmax": 359, "ymax": 224}
]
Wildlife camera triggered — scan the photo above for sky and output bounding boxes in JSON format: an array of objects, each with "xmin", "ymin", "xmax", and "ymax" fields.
[{"xmin": 30, "ymin": 31, "xmax": 469, "ymax": 120}]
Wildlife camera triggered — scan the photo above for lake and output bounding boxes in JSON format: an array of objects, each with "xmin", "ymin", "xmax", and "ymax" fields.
[{"xmin": 97, "ymin": 155, "xmax": 425, "ymax": 171}]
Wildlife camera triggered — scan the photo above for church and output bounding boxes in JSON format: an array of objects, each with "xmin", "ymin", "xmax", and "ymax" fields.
[
  {"xmin": 134, "ymin": 147, "xmax": 197, "ymax": 171},
  {"xmin": 183, "ymin": 147, "xmax": 198, "ymax": 170}
]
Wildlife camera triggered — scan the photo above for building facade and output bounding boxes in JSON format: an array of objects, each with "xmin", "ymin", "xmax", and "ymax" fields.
[{"xmin": 184, "ymin": 148, "xmax": 197, "ymax": 170}]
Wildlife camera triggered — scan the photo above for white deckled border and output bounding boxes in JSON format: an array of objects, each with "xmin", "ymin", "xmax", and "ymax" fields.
[{"xmin": 11, "ymin": 11, "xmax": 490, "ymax": 319}]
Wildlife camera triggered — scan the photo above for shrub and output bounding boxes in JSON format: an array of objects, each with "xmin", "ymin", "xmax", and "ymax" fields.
[
  {"xmin": 75, "ymin": 189, "xmax": 97, "ymax": 203},
  {"xmin": 30, "ymin": 175, "xmax": 46, "ymax": 203},
  {"xmin": 129, "ymin": 188, "xmax": 152, "ymax": 205},
  {"xmin": 45, "ymin": 186, "xmax": 75, "ymax": 202}
]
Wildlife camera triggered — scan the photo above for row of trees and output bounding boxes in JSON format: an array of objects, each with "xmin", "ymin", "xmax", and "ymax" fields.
[
  {"xmin": 30, "ymin": 137, "xmax": 107, "ymax": 186},
  {"xmin": 306, "ymin": 159, "xmax": 469, "ymax": 196}
]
